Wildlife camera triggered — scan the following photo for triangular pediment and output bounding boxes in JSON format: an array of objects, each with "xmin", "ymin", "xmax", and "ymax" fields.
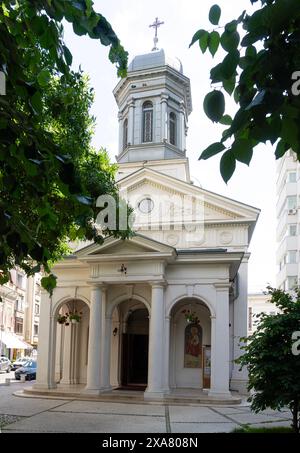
[
  {"xmin": 118, "ymin": 167, "xmax": 260, "ymax": 224},
  {"xmin": 75, "ymin": 234, "xmax": 176, "ymax": 261}
]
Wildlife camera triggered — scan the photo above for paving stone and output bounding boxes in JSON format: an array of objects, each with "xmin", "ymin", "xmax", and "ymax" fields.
[
  {"xmin": 169, "ymin": 406, "xmax": 228, "ymax": 423},
  {"xmin": 171, "ymin": 422, "xmax": 238, "ymax": 433},
  {"xmin": 51, "ymin": 400, "xmax": 165, "ymax": 416},
  {"xmin": 2, "ymin": 412, "xmax": 166, "ymax": 433}
]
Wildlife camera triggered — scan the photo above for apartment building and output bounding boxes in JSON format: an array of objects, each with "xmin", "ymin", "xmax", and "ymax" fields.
[
  {"xmin": 276, "ymin": 150, "xmax": 300, "ymax": 290},
  {"xmin": 0, "ymin": 269, "xmax": 40, "ymax": 359}
]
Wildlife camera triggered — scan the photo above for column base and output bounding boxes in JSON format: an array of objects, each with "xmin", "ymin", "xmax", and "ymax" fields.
[
  {"xmin": 208, "ymin": 389, "xmax": 232, "ymax": 399},
  {"xmin": 83, "ymin": 385, "xmax": 112, "ymax": 395},
  {"xmin": 144, "ymin": 389, "xmax": 165, "ymax": 400}
]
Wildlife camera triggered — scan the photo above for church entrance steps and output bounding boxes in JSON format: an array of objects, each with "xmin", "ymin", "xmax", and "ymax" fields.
[{"xmin": 18, "ymin": 386, "xmax": 242, "ymax": 406}]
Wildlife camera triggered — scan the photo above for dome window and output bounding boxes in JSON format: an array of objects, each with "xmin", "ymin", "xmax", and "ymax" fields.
[
  {"xmin": 142, "ymin": 101, "xmax": 153, "ymax": 143},
  {"xmin": 123, "ymin": 118, "xmax": 128, "ymax": 150},
  {"xmin": 169, "ymin": 112, "xmax": 177, "ymax": 146}
]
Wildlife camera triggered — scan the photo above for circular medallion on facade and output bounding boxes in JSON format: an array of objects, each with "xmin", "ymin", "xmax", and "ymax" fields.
[
  {"xmin": 138, "ymin": 197, "xmax": 154, "ymax": 214},
  {"xmin": 219, "ymin": 231, "xmax": 233, "ymax": 245},
  {"xmin": 166, "ymin": 233, "xmax": 179, "ymax": 246}
]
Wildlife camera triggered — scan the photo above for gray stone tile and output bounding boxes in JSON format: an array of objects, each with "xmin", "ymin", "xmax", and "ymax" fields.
[
  {"xmin": 0, "ymin": 389, "xmax": 69, "ymax": 416},
  {"xmin": 171, "ymin": 422, "xmax": 238, "ymax": 433},
  {"xmin": 51, "ymin": 400, "xmax": 165, "ymax": 416},
  {"xmin": 169, "ymin": 406, "xmax": 227, "ymax": 423},
  {"xmin": 2, "ymin": 412, "xmax": 166, "ymax": 433},
  {"xmin": 227, "ymin": 413, "xmax": 290, "ymax": 424}
]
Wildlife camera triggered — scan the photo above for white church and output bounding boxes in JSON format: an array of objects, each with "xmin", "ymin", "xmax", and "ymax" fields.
[{"xmin": 32, "ymin": 35, "xmax": 259, "ymax": 403}]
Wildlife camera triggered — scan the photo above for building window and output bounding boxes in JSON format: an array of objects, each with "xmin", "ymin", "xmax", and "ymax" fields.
[
  {"xmin": 142, "ymin": 101, "xmax": 153, "ymax": 143},
  {"xmin": 287, "ymin": 276, "xmax": 297, "ymax": 290},
  {"xmin": 17, "ymin": 273, "xmax": 24, "ymax": 289},
  {"xmin": 169, "ymin": 112, "xmax": 177, "ymax": 146},
  {"xmin": 287, "ymin": 195, "xmax": 297, "ymax": 210},
  {"xmin": 288, "ymin": 172, "xmax": 297, "ymax": 183},
  {"xmin": 16, "ymin": 297, "xmax": 24, "ymax": 312},
  {"xmin": 287, "ymin": 250, "xmax": 297, "ymax": 264},
  {"xmin": 34, "ymin": 324, "xmax": 39, "ymax": 336},
  {"xmin": 289, "ymin": 224, "xmax": 297, "ymax": 236},
  {"xmin": 34, "ymin": 303, "xmax": 40, "ymax": 315},
  {"xmin": 123, "ymin": 118, "xmax": 128, "ymax": 150},
  {"xmin": 15, "ymin": 317, "xmax": 23, "ymax": 334},
  {"xmin": 248, "ymin": 307, "xmax": 252, "ymax": 331}
]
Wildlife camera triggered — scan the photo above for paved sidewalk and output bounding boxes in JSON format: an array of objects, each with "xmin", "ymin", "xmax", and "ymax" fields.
[{"xmin": 0, "ymin": 382, "xmax": 292, "ymax": 433}]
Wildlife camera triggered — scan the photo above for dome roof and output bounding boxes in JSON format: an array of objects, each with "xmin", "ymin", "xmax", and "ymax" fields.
[{"xmin": 128, "ymin": 49, "xmax": 183, "ymax": 74}]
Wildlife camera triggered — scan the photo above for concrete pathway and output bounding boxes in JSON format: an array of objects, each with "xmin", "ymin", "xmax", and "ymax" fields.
[{"xmin": 0, "ymin": 381, "xmax": 292, "ymax": 433}]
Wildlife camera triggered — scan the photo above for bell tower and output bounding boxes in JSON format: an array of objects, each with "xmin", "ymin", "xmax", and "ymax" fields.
[{"xmin": 113, "ymin": 25, "xmax": 192, "ymax": 182}]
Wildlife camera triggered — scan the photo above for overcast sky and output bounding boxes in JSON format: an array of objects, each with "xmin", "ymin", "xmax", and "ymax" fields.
[{"xmin": 63, "ymin": 0, "xmax": 277, "ymax": 292}]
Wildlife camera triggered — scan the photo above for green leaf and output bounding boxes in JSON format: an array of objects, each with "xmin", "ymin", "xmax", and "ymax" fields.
[
  {"xmin": 208, "ymin": 31, "xmax": 220, "ymax": 57},
  {"xmin": 275, "ymin": 140, "xmax": 287, "ymax": 160},
  {"xmin": 199, "ymin": 142, "xmax": 225, "ymax": 160},
  {"xmin": 231, "ymin": 139, "xmax": 253, "ymax": 165},
  {"xmin": 63, "ymin": 45, "xmax": 73, "ymax": 65},
  {"xmin": 209, "ymin": 4, "xmax": 221, "ymax": 26},
  {"xmin": 37, "ymin": 69, "xmax": 51, "ymax": 87},
  {"xmin": 220, "ymin": 150, "xmax": 236, "ymax": 183},
  {"xmin": 220, "ymin": 30, "xmax": 240, "ymax": 52},
  {"xmin": 189, "ymin": 29, "xmax": 206, "ymax": 48},
  {"xmin": 30, "ymin": 92, "xmax": 43, "ymax": 114},
  {"xmin": 281, "ymin": 118, "xmax": 299, "ymax": 150},
  {"xmin": 41, "ymin": 274, "xmax": 57, "ymax": 296},
  {"xmin": 223, "ymin": 76, "xmax": 236, "ymax": 95},
  {"xmin": 220, "ymin": 50, "xmax": 239, "ymax": 80},
  {"xmin": 199, "ymin": 31, "xmax": 209, "ymax": 53},
  {"xmin": 203, "ymin": 90, "xmax": 225, "ymax": 123},
  {"xmin": 219, "ymin": 114, "xmax": 232, "ymax": 125}
]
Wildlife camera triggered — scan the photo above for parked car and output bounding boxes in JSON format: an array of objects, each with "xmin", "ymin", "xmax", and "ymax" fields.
[
  {"xmin": 15, "ymin": 360, "xmax": 37, "ymax": 381},
  {"xmin": 0, "ymin": 357, "xmax": 12, "ymax": 373},
  {"xmin": 11, "ymin": 356, "xmax": 31, "ymax": 371}
]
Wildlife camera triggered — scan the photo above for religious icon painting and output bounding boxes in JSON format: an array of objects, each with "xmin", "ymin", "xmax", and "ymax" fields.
[{"xmin": 184, "ymin": 323, "xmax": 202, "ymax": 368}]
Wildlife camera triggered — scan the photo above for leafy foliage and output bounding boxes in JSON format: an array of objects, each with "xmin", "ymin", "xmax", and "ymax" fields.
[
  {"xmin": 0, "ymin": 1, "xmax": 130, "ymax": 293},
  {"xmin": 190, "ymin": 1, "xmax": 300, "ymax": 183},
  {"xmin": 237, "ymin": 286, "xmax": 300, "ymax": 433}
]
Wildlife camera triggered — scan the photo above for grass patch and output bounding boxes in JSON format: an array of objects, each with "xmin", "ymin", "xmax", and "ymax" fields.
[{"xmin": 232, "ymin": 425, "xmax": 293, "ymax": 433}]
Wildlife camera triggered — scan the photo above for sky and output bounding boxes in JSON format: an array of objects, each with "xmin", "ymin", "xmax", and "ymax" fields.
[{"xmin": 63, "ymin": 0, "xmax": 277, "ymax": 292}]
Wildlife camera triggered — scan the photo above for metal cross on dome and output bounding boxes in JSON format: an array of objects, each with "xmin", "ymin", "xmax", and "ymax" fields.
[{"xmin": 149, "ymin": 17, "xmax": 164, "ymax": 51}]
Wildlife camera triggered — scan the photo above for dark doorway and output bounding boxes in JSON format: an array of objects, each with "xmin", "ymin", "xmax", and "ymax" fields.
[{"xmin": 121, "ymin": 308, "xmax": 149, "ymax": 389}]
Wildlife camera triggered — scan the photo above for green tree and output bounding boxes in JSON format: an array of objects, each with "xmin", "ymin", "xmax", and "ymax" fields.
[
  {"xmin": 190, "ymin": 0, "xmax": 300, "ymax": 182},
  {"xmin": 0, "ymin": 1, "xmax": 130, "ymax": 293},
  {"xmin": 237, "ymin": 286, "xmax": 300, "ymax": 433}
]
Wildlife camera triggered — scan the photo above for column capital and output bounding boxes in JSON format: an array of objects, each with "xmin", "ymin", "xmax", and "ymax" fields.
[
  {"xmin": 160, "ymin": 94, "xmax": 169, "ymax": 103},
  {"xmin": 150, "ymin": 281, "xmax": 166, "ymax": 289}
]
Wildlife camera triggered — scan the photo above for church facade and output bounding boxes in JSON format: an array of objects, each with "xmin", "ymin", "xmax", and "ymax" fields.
[{"xmin": 34, "ymin": 49, "xmax": 259, "ymax": 401}]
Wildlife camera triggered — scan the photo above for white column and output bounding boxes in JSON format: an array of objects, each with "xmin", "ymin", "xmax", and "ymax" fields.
[
  {"xmin": 179, "ymin": 101, "xmax": 186, "ymax": 152},
  {"xmin": 209, "ymin": 283, "xmax": 231, "ymax": 397},
  {"xmin": 163, "ymin": 315, "xmax": 171, "ymax": 393},
  {"xmin": 118, "ymin": 112, "xmax": 123, "ymax": 155},
  {"xmin": 160, "ymin": 95, "xmax": 168, "ymax": 142},
  {"xmin": 101, "ymin": 315, "xmax": 112, "ymax": 391},
  {"xmin": 128, "ymin": 100, "xmax": 135, "ymax": 146},
  {"xmin": 60, "ymin": 322, "xmax": 72, "ymax": 385},
  {"xmin": 145, "ymin": 282, "xmax": 165, "ymax": 399},
  {"xmin": 231, "ymin": 256, "xmax": 249, "ymax": 393},
  {"xmin": 85, "ymin": 285, "xmax": 105, "ymax": 393},
  {"xmin": 34, "ymin": 290, "xmax": 56, "ymax": 389}
]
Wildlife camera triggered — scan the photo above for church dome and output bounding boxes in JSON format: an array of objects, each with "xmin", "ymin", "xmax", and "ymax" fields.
[{"xmin": 128, "ymin": 49, "xmax": 183, "ymax": 74}]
